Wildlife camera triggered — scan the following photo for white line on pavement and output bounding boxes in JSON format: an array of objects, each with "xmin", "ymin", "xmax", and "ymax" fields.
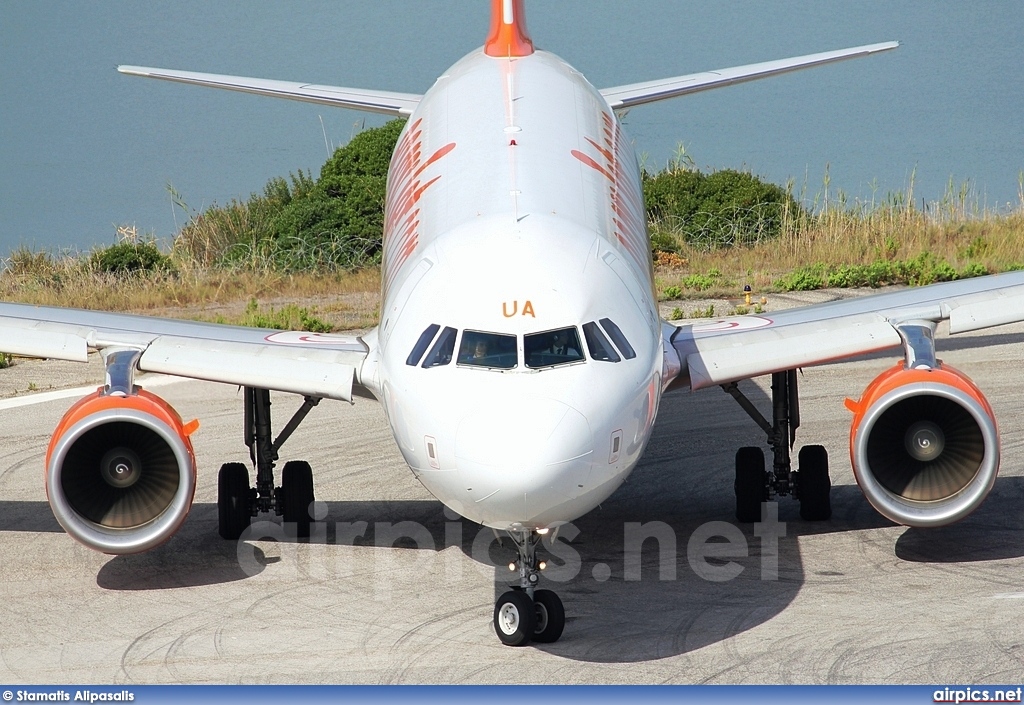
[{"xmin": 0, "ymin": 374, "xmax": 189, "ymax": 410}]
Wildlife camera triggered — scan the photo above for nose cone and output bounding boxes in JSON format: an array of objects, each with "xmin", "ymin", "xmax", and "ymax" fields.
[{"xmin": 454, "ymin": 397, "xmax": 593, "ymax": 527}]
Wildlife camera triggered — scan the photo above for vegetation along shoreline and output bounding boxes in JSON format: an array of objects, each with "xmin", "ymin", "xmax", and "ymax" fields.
[{"xmin": 3, "ymin": 119, "xmax": 1022, "ymax": 338}]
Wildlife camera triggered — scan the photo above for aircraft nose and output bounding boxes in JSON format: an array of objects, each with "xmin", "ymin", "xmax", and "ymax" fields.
[{"xmin": 453, "ymin": 397, "xmax": 593, "ymax": 525}]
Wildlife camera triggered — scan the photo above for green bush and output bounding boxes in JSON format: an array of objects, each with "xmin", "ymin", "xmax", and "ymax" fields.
[
  {"xmin": 649, "ymin": 228, "xmax": 681, "ymax": 254},
  {"xmin": 681, "ymin": 268, "xmax": 722, "ymax": 291},
  {"xmin": 91, "ymin": 241, "xmax": 174, "ymax": 275},
  {"xmin": 645, "ymin": 168, "xmax": 802, "ymax": 249},
  {"xmin": 231, "ymin": 299, "xmax": 332, "ymax": 332},
  {"xmin": 177, "ymin": 119, "xmax": 405, "ymax": 272},
  {"xmin": 776, "ymin": 255, "xmax": 989, "ymax": 292},
  {"xmin": 775, "ymin": 266, "xmax": 825, "ymax": 291},
  {"xmin": 264, "ymin": 120, "xmax": 404, "ymax": 270}
]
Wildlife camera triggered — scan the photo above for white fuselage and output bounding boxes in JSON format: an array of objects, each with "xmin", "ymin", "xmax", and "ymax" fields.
[{"xmin": 372, "ymin": 48, "xmax": 663, "ymax": 530}]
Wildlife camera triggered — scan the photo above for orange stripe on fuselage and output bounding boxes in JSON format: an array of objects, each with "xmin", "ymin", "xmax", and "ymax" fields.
[
  {"xmin": 573, "ymin": 112, "xmax": 650, "ymax": 277},
  {"xmin": 382, "ymin": 130, "xmax": 456, "ymax": 301},
  {"xmin": 572, "ymin": 149, "xmax": 614, "ymax": 182}
]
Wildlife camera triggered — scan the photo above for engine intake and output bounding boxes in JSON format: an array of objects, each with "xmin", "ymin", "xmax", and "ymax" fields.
[
  {"xmin": 847, "ymin": 363, "xmax": 999, "ymax": 527},
  {"xmin": 46, "ymin": 389, "xmax": 197, "ymax": 554}
]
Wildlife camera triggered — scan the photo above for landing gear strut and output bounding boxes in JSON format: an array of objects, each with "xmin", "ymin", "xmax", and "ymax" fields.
[
  {"xmin": 493, "ymin": 530, "xmax": 565, "ymax": 646},
  {"xmin": 217, "ymin": 387, "xmax": 321, "ymax": 540},
  {"xmin": 723, "ymin": 370, "xmax": 831, "ymax": 522}
]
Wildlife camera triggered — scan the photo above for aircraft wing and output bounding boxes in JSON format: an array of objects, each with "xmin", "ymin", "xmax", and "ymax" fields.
[
  {"xmin": 665, "ymin": 272, "xmax": 1024, "ymax": 391},
  {"xmin": 600, "ymin": 42, "xmax": 899, "ymax": 110},
  {"xmin": 0, "ymin": 303, "xmax": 372, "ymax": 402},
  {"xmin": 117, "ymin": 66, "xmax": 421, "ymax": 117}
]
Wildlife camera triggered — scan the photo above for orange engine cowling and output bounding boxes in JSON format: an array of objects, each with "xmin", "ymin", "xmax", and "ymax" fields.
[
  {"xmin": 846, "ymin": 362, "xmax": 999, "ymax": 527},
  {"xmin": 45, "ymin": 388, "xmax": 198, "ymax": 554}
]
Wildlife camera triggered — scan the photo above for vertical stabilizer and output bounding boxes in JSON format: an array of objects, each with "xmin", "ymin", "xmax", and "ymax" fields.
[{"xmin": 484, "ymin": 0, "xmax": 534, "ymax": 57}]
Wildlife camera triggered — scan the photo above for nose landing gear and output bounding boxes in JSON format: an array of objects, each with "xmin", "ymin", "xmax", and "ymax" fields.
[{"xmin": 493, "ymin": 530, "xmax": 566, "ymax": 646}]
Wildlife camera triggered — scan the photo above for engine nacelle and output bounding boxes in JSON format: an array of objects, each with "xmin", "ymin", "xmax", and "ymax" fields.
[
  {"xmin": 846, "ymin": 362, "xmax": 999, "ymax": 527},
  {"xmin": 45, "ymin": 388, "xmax": 198, "ymax": 554}
]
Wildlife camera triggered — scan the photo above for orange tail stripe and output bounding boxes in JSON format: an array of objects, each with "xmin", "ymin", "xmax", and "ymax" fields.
[{"xmin": 484, "ymin": 0, "xmax": 535, "ymax": 58}]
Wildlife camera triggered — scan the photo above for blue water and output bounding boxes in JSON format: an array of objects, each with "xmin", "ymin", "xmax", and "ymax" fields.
[{"xmin": 2, "ymin": 1, "xmax": 1022, "ymax": 254}]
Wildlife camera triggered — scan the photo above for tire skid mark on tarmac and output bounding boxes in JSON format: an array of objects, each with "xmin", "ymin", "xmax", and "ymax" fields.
[
  {"xmin": 120, "ymin": 615, "xmax": 186, "ymax": 682},
  {"xmin": 826, "ymin": 634, "xmax": 939, "ymax": 683},
  {"xmin": 989, "ymin": 627, "xmax": 1024, "ymax": 675},
  {"xmin": 118, "ymin": 594, "xmax": 241, "ymax": 682},
  {"xmin": 0, "ymin": 443, "xmax": 48, "ymax": 486},
  {"xmin": 686, "ymin": 609, "xmax": 776, "ymax": 684},
  {"xmin": 164, "ymin": 620, "xmax": 218, "ymax": 682},
  {"xmin": 382, "ymin": 603, "xmax": 491, "ymax": 684}
]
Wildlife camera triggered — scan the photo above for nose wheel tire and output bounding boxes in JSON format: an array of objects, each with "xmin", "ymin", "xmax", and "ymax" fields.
[
  {"xmin": 281, "ymin": 460, "xmax": 314, "ymax": 538},
  {"xmin": 218, "ymin": 462, "xmax": 252, "ymax": 540},
  {"xmin": 735, "ymin": 446, "xmax": 768, "ymax": 523},
  {"xmin": 531, "ymin": 589, "xmax": 565, "ymax": 643},
  {"xmin": 798, "ymin": 445, "xmax": 832, "ymax": 521},
  {"xmin": 494, "ymin": 590, "xmax": 536, "ymax": 646}
]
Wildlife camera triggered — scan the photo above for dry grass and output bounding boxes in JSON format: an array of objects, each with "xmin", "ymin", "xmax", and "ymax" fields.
[
  {"xmin": 655, "ymin": 200, "xmax": 1024, "ymax": 299},
  {"xmin": 1, "ymin": 249, "xmax": 381, "ymax": 330},
  {"xmin": 5, "ymin": 180, "xmax": 1023, "ymax": 327}
]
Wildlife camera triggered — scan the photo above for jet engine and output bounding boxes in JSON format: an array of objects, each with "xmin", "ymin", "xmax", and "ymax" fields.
[
  {"xmin": 846, "ymin": 362, "xmax": 999, "ymax": 527},
  {"xmin": 45, "ymin": 388, "xmax": 198, "ymax": 554}
]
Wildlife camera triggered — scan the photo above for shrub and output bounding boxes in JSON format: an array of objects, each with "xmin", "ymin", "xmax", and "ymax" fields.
[
  {"xmin": 776, "ymin": 266, "xmax": 826, "ymax": 291},
  {"xmin": 644, "ymin": 167, "xmax": 802, "ymax": 249},
  {"xmin": 179, "ymin": 119, "xmax": 405, "ymax": 272},
  {"xmin": 775, "ymin": 255, "xmax": 990, "ymax": 292},
  {"xmin": 90, "ymin": 241, "xmax": 174, "ymax": 275},
  {"xmin": 681, "ymin": 269, "xmax": 722, "ymax": 291},
  {"xmin": 263, "ymin": 119, "xmax": 404, "ymax": 270},
  {"xmin": 650, "ymin": 229, "xmax": 681, "ymax": 254},
  {"xmin": 236, "ymin": 298, "xmax": 333, "ymax": 332}
]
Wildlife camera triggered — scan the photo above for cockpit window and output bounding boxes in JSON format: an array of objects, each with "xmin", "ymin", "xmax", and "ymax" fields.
[
  {"xmin": 421, "ymin": 326, "xmax": 457, "ymax": 368},
  {"xmin": 524, "ymin": 327, "xmax": 585, "ymax": 369},
  {"xmin": 599, "ymin": 318, "xmax": 636, "ymax": 359},
  {"xmin": 457, "ymin": 330, "xmax": 518, "ymax": 369},
  {"xmin": 406, "ymin": 324, "xmax": 440, "ymax": 366},
  {"xmin": 582, "ymin": 321, "xmax": 621, "ymax": 362}
]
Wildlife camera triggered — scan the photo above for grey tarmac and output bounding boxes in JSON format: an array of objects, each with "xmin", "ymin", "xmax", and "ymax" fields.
[{"xmin": 1, "ymin": 295, "xmax": 1022, "ymax": 684}]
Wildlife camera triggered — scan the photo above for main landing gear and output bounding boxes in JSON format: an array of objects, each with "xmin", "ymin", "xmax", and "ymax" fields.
[
  {"xmin": 722, "ymin": 370, "xmax": 832, "ymax": 523},
  {"xmin": 217, "ymin": 387, "xmax": 322, "ymax": 540},
  {"xmin": 493, "ymin": 530, "xmax": 566, "ymax": 646}
]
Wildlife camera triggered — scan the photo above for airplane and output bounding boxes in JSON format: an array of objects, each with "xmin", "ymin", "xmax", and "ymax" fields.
[{"xmin": 3, "ymin": 0, "xmax": 1024, "ymax": 647}]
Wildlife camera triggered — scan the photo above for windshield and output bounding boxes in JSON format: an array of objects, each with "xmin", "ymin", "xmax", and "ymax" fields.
[
  {"xmin": 524, "ymin": 327, "xmax": 584, "ymax": 369},
  {"xmin": 457, "ymin": 330, "xmax": 518, "ymax": 369},
  {"xmin": 406, "ymin": 323, "xmax": 441, "ymax": 366},
  {"xmin": 421, "ymin": 326, "xmax": 457, "ymax": 368},
  {"xmin": 582, "ymin": 321, "xmax": 621, "ymax": 362},
  {"xmin": 599, "ymin": 318, "xmax": 636, "ymax": 359}
]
